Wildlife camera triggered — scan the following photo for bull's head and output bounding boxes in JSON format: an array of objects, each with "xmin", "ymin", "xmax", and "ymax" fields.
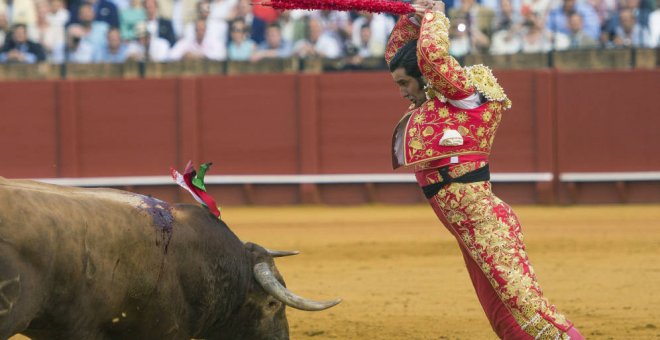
[{"xmin": 217, "ymin": 242, "xmax": 340, "ymax": 340}]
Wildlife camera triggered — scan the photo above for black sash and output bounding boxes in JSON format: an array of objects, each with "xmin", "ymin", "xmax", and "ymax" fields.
[{"xmin": 422, "ymin": 164, "xmax": 491, "ymax": 199}]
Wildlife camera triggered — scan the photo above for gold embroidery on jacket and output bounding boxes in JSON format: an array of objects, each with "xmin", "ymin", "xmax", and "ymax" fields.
[
  {"xmin": 465, "ymin": 64, "xmax": 512, "ymax": 108},
  {"xmin": 402, "ymin": 97, "xmax": 504, "ymax": 166},
  {"xmin": 385, "ymin": 16, "xmax": 419, "ymax": 66},
  {"xmin": 417, "ymin": 11, "xmax": 472, "ymax": 100}
]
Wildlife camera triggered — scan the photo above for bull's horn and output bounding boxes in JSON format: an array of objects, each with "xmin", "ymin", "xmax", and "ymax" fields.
[
  {"xmin": 253, "ymin": 262, "xmax": 341, "ymax": 311},
  {"xmin": 242, "ymin": 242, "xmax": 299, "ymax": 257},
  {"xmin": 265, "ymin": 248, "xmax": 300, "ymax": 257}
]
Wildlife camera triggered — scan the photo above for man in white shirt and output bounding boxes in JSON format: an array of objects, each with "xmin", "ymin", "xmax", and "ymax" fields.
[
  {"xmin": 351, "ymin": 12, "xmax": 395, "ymax": 57},
  {"xmin": 650, "ymin": 8, "xmax": 660, "ymax": 47},
  {"xmin": 182, "ymin": 0, "xmax": 227, "ymax": 46},
  {"xmin": 169, "ymin": 19, "xmax": 225, "ymax": 61},
  {"xmin": 293, "ymin": 17, "xmax": 343, "ymax": 59},
  {"xmin": 125, "ymin": 22, "xmax": 171, "ymax": 62}
]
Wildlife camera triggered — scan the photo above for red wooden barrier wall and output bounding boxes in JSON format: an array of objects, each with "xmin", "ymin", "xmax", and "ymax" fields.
[{"xmin": 0, "ymin": 69, "xmax": 658, "ymax": 204}]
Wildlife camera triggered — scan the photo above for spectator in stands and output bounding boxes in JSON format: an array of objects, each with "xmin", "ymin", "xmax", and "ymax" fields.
[
  {"xmin": 355, "ymin": 23, "xmax": 379, "ymax": 57},
  {"xmin": 0, "ymin": 23, "xmax": 46, "ymax": 63},
  {"xmin": 566, "ymin": 12, "xmax": 599, "ymax": 48},
  {"xmin": 293, "ymin": 17, "xmax": 343, "ymax": 59},
  {"xmin": 251, "ymin": 22, "xmax": 292, "ymax": 61},
  {"xmin": 55, "ymin": 24, "xmax": 96, "ymax": 63},
  {"xmin": 252, "ymin": 3, "xmax": 279, "ymax": 43},
  {"xmin": 279, "ymin": 10, "xmax": 307, "ymax": 44},
  {"xmin": 311, "ymin": 10, "xmax": 351, "ymax": 43},
  {"xmin": 169, "ymin": 18, "xmax": 225, "ymax": 61},
  {"xmin": 613, "ymin": 8, "xmax": 652, "ymax": 46},
  {"xmin": 546, "ymin": 0, "xmax": 601, "ymax": 41},
  {"xmin": 448, "ymin": 0, "xmax": 494, "ymax": 53},
  {"xmin": 351, "ymin": 12, "xmax": 394, "ymax": 58},
  {"xmin": 69, "ymin": 2, "xmax": 109, "ymax": 53},
  {"xmin": 650, "ymin": 6, "xmax": 660, "ymax": 47},
  {"xmin": 125, "ymin": 21, "xmax": 170, "ymax": 61},
  {"xmin": 590, "ymin": 0, "xmax": 618, "ymax": 26},
  {"xmin": 31, "ymin": 1, "xmax": 65, "ymax": 56},
  {"xmin": 337, "ymin": 40, "xmax": 367, "ymax": 70},
  {"xmin": 92, "ymin": 0, "xmax": 119, "ymax": 28},
  {"xmin": 3, "ymin": 0, "xmax": 37, "ymax": 27},
  {"xmin": 490, "ymin": 25, "xmax": 524, "ymax": 54},
  {"xmin": 521, "ymin": 12, "xmax": 555, "ymax": 52},
  {"xmin": 599, "ymin": 0, "xmax": 638, "ymax": 45},
  {"xmin": 227, "ymin": 17, "xmax": 255, "ymax": 61},
  {"xmin": 144, "ymin": 0, "xmax": 176, "ymax": 46},
  {"xmin": 489, "ymin": 0, "xmax": 525, "ymax": 54},
  {"xmin": 228, "ymin": 0, "xmax": 266, "ymax": 44},
  {"xmin": 0, "ymin": 11, "xmax": 9, "ymax": 47},
  {"xmin": 49, "ymin": 0, "xmax": 70, "ymax": 28},
  {"xmin": 182, "ymin": 0, "xmax": 227, "ymax": 45},
  {"xmin": 70, "ymin": 0, "xmax": 119, "ymax": 28},
  {"xmin": 523, "ymin": 0, "xmax": 554, "ymax": 17},
  {"xmin": 619, "ymin": 0, "xmax": 653, "ymax": 29},
  {"xmin": 119, "ymin": 0, "xmax": 145, "ymax": 40},
  {"xmin": 492, "ymin": 0, "xmax": 522, "ymax": 32},
  {"xmin": 170, "ymin": 0, "xmax": 197, "ymax": 39},
  {"xmin": 94, "ymin": 27, "xmax": 128, "ymax": 62},
  {"xmin": 209, "ymin": 0, "xmax": 238, "ymax": 22}
]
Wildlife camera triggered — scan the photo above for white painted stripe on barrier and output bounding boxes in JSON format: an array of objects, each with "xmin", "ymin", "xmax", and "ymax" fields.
[
  {"xmin": 491, "ymin": 173, "xmax": 554, "ymax": 182},
  {"xmin": 33, "ymin": 172, "xmax": 554, "ymax": 187},
  {"xmin": 560, "ymin": 171, "xmax": 660, "ymax": 182}
]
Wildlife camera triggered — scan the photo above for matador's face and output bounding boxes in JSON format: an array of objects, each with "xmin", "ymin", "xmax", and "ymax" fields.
[{"xmin": 391, "ymin": 68, "xmax": 426, "ymax": 109}]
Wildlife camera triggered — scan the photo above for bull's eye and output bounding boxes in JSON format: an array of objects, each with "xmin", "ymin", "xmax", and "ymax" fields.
[{"xmin": 268, "ymin": 300, "xmax": 279, "ymax": 309}]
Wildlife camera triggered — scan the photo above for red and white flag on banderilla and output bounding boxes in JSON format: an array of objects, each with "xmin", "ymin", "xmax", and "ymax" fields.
[{"xmin": 170, "ymin": 160, "xmax": 221, "ymax": 218}]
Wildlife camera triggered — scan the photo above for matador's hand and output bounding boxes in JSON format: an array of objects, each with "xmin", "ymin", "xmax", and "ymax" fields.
[
  {"xmin": 411, "ymin": 0, "xmax": 432, "ymax": 21},
  {"xmin": 432, "ymin": 0, "xmax": 445, "ymax": 14},
  {"xmin": 412, "ymin": 0, "xmax": 445, "ymax": 22}
]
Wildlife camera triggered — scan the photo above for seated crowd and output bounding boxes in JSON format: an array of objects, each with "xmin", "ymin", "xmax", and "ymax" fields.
[{"xmin": 0, "ymin": 0, "xmax": 658, "ymax": 64}]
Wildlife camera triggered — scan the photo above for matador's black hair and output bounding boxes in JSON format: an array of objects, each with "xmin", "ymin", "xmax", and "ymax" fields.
[
  {"xmin": 389, "ymin": 40, "xmax": 421, "ymax": 76},
  {"xmin": 389, "ymin": 39, "xmax": 424, "ymax": 86}
]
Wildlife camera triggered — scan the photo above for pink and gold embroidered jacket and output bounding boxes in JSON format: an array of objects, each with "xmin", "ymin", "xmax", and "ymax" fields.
[{"xmin": 387, "ymin": 11, "xmax": 512, "ymax": 170}]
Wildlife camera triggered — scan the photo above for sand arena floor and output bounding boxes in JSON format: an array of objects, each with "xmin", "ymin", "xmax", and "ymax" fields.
[{"xmin": 13, "ymin": 204, "xmax": 660, "ymax": 339}]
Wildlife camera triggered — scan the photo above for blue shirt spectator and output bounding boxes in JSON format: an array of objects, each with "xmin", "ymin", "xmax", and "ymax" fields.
[
  {"xmin": 546, "ymin": 0, "xmax": 601, "ymax": 40},
  {"xmin": 614, "ymin": 8, "xmax": 652, "ymax": 47},
  {"xmin": 227, "ymin": 18, "xmax": 256, "ymax": 61},
  {"xmin": 94, "ymin": 28, "xmax": 128, "ymax": 62},
  {"xmin": 51, "ymin": 26, "xmax": 96, "ymax": 64},
  {"xmin": 84, "ymin": 21, "xmax": 111, "ymax": 49},
  {"xmin": 71, "ymin": 3, "xmax": 110, "ymax": 52},
  {"xmin": 252, "ymin": 23, "xmax": 292, "ymax": 61}
]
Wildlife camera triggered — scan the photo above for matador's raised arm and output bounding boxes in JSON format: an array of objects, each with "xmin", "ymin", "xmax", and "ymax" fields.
[
  {"xmin": 386, "ymin": 9, "xmax": 511, "ymax": 107},
  {"xmin": 385, "ymin": 15, "xmax": 420, "ymax": 66},
  {"xmin": 417, "ymin": 11, "xmax": 475, "ymax": 100}
]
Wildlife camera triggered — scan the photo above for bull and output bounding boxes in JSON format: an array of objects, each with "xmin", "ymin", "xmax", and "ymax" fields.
[{"xmin": 0, "ymin": 177, "xmax": 340, "ymax": 339}]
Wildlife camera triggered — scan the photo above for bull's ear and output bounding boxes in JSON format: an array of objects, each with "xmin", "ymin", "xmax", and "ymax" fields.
[{"xmin": 243, "ymin": 241, "xmax": 267, "ymax": 253}]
